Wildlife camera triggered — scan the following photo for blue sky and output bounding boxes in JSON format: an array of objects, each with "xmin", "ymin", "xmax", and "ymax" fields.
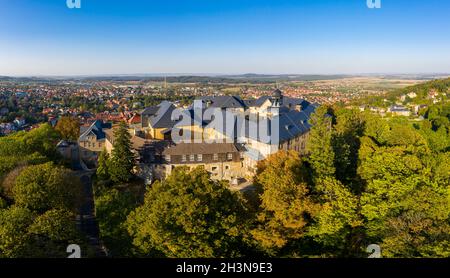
[{"xmin": 1, "ymin": 0, "xmax": 449, "ymax": 76}]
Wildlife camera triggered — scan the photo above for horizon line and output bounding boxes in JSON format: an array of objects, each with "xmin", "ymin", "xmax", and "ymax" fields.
[{"xmin": 2, "ymin": 72, "xmax": 450, "ymax": 78}]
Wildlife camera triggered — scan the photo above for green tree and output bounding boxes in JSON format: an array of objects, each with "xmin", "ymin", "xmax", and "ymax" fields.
[
  {"xmin": 416, "ymin": 120, "xmax": 450, "ymax": 152},
  {"xmin": 20, "ymin": 124, "xmax": 61, "ymax": 159},
  {"xmin": 307, "ymin": 106, "xmax": 336, "ymax": 179},
  {"xmin": 95, "ymin": 187, "xmax": 138, "ymax": 257},
  {"xmin": 126, "ymin": 167, "xmax": 248, "ymax": 258},
  {"xmin": 0, "ymin": 124, "xmax": 58, "ymax": 181},
  {"xmin": 24, "ymin": 208, "xmax": 85, "ymax": 258},
  {"xmin": 12, "ymin": 162, "xmax": 82, "ymax": 213},
  {"xmin": 108, "ymin": 122, "xmax": 135, "ymax": 183},
  {"xmin": 379, "ymin": 186, "xmax": 450, "ymax": 258},
  {"xmin": 96, "ymin": 148, "xmax": 110, "ymax": 181},
  {"xmin": 0, "ymin": 207, "xmax": 87, "ymax": 258},
  {"xmin": 252, "ymin": 151, "xmax": 318, "ymax": 255},
  {"xmin": 307, "ymin": 177, "xmax": 363, "ymax": 257},
  {"xmin": 55, "ymin": 116, "xmax": 80, "ymax": 141},
  {"xmin": 0, "ymin": 206, "xmax": 36, "ymax": 258},
  {"xmin": 331, "ymin": 109, "xmax": 365, "ymax": 187},
  {"xmin": 358, "ymin": 120, "xmax": 450, "ymax": 257}
]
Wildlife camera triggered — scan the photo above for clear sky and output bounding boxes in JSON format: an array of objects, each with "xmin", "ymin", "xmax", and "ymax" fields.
[{"xmin": 1, "ymin": 0, "xmax": 449, "ymax": 76}]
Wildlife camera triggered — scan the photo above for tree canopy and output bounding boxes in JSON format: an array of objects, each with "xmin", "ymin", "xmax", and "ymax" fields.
[
  {"xmin": 108, "ymin": 122, "xmax": 136, "ymax": 183},
  {"xmin": 55, "ymin": 116, "xmax": 80, "ymax": 141},
  {"xmin": 304, "ymin": 105, "xmax": 450, "ymax": 257},
  {"xmin": 126, "ymin": 167, "xmax": 249, "ymax": 258},
  {"xmin": 12, "ymin": 162, "xmax": 82, "ymax": 213},
  {"xmin": 0, "ymin": 206, "xmax": 85, "ymax": 258},
  {"xmin": 252, "ymin": 151, "xmax": 318, "ymax": 255}
]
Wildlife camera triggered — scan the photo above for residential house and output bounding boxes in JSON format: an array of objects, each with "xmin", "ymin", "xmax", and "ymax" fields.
[
  {"xmin": 14, "ymin": 117, "xmax": 26, "ymax": 128},
  {"xmin": 388, "ymin": 105, "xmax": 411, "ymax": 117},
  {"xmin": 78, "ymin": 120, "xmax": 112, "ymax": 165}
]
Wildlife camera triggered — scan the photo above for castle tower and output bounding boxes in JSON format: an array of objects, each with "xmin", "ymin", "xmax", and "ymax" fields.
[{"xmin": 272, "ymin": 88, "xmax": 283, "ymax": 107}]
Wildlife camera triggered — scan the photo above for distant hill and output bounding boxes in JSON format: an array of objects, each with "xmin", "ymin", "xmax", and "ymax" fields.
[
  {"xmin": 222, "ymin": 74, "xmax": 351, "ymax": 82},
  {"xmin": 356, "ymin": 77, "xmax": 450, "ymax": 107},
  {"xmin": 2, "ymin": 73, "xmax": 448, "ymax": 85},
  {"xmin": 386, "ymin": 77, "xmax": 450, "ymax": 104},
  {"xmin": 0, "ymin": 74, "xmax": 351, "ymax": 84}
]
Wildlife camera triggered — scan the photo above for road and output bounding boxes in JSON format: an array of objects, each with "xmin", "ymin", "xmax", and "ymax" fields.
[{"xmin": 76, "ymin": 171, "xmax": 108, "ymax": 257}]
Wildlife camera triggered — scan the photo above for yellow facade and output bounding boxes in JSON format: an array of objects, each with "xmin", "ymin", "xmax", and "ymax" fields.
[{"xmin": 161, "ymin": 161, "xmax": 244, "ymax": 182}]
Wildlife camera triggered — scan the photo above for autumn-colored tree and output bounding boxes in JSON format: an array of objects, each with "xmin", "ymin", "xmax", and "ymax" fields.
[
  {"xmin": 252, "ymin": 151, "xmax": 318, "ymax": 255},
  {"xmin": 55, "ymin": 116, "xmax": 80, "ymax": 141}
]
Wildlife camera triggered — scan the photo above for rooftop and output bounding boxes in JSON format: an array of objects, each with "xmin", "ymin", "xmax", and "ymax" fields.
[{"xmin": 163, "ymin": 142, "xmax": 243, "ymax": 155}]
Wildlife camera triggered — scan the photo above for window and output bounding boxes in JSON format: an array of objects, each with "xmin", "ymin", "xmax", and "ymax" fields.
[
  {"xmin": 225, "ymin": 165, "xmax": 230, "ymax": 170},
  {"xmin": 213, "ymin": 153, "xmax": 219, "ymax": 161},
  {"xmin": 181, "ymin": 155, "xmax": 186, "ymax": 162},
  {"xmin": 212, "ymin": 166, "xmax": 218, "ymax": 171},
  {"xmin": 190, "ymin": 154, "xmax": 195, "ymax": 162},
  {"xmin": 227, "ymin": 153, "xmax": 233, "ymax": 160},
  {"xmin": 197, "ymin": 154, "xmax": 202, "ymax": 162},
  {"xmin": 165, "ymin": 155, "xmax": 171, "ymax": 162}
]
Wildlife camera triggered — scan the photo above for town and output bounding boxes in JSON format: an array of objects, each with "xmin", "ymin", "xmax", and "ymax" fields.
[{"xmin": 0, "ymin": 75, "xmax": 433, "ymax": 136}]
